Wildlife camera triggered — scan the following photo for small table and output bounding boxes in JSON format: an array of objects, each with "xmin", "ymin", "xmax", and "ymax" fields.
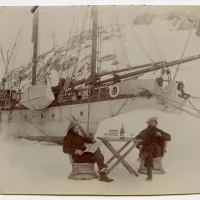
[{"xmin": 97, "ymin": 137, "xmax": 142, "ymax": 177}]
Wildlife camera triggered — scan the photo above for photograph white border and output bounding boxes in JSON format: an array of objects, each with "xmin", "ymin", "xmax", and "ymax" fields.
[{"xmin": 0, "ymin": 0, "xmax": 199, "ymax": 200}]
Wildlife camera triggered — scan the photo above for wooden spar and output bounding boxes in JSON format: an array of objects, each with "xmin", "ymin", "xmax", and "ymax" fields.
[
  {"xmin": 98, "ymin": 53, "xmax": 200, "ymax": 84},
  {"xmin": 87, "ymin": 87, "xmax": 91, "ymax": 135},
  {"xmin": 85, "ymin": 6, "xmax": 98, "ymax": 135},
  {"xmin": 50, "ymin": 53, "xmax": 200, "ymax": 88},
  {"xmin": 30, "ymin": 6, "xmax": 39, "ymax": 85},
  {"xmin": 91, "ymin": 6, "xmax": 98, "ymax": 78},
  {"xmin": 96, "ymin": 61, "xmax": 165, "ymax": 77}
]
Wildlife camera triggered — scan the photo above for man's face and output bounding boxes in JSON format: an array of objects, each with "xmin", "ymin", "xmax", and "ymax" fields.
[
  {"xmin": 148, "ymin": 120, "xmax": 157, "ymax": 128},
  {"xmin": 73, "ymin": 126, "xmax": 79, "ymax": 134}
]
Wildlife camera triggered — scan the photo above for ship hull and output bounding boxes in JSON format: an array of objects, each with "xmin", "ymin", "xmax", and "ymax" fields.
[{"xmin": 0, "ymin": 95, "xmax": 183, "ymax": 138}]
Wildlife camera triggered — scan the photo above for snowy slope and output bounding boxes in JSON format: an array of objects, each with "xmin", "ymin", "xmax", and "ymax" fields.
[{"xmin": 0, "ymin": 109, "xmax": 200, "ymax": 195}]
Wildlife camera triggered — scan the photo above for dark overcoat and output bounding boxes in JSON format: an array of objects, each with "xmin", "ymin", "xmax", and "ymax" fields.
[
  {"xmin": 135, "ymin": 127, "xmax": 171, "ymax": 156},
  {"xmin": 63, "ymin": 129, "xmax": 96, "ymax": 163}
]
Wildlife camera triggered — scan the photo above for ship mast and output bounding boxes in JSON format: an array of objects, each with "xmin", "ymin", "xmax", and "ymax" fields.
[
  {"xmin": 90, "ymin": 6, "xmax": 98, "ymax": 83},
  {"xmin": 30, "ymin": 6, "xmax": 39, "ymax": 85},
  {"xmin": 86, "ymin": 6, "xmax": 98, "ymax": 134}
]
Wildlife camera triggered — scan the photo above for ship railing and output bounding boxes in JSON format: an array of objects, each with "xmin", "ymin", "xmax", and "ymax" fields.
[
  {"xmin": 0, "ymin": 99, "xmax": 11, "ymax": 110},
  {"xmin": 0, "ymin": 89, "xmax": 21, "ymax": 110},
  {"xmin": 56, "ymin": 85, "xmax": 109, "ymax": 104}
]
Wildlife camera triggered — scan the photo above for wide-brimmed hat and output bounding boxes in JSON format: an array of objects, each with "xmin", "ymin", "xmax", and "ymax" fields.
[
  {"xmin": 68, "ymin": 120, "xmax": 79, "ymax": 130},
  {"xmin": 146, "ymin": 117, "xmax": 158, "ymax": 124}
]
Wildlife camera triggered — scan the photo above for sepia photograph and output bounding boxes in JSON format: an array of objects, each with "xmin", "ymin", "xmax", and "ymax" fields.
[{"xmin": 0, "ymin": 4, "xmax": 200, "ymax": 196}]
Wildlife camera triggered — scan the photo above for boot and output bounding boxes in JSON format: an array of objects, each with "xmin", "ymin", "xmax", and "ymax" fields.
[
  {"xmin": 146, "ymin": 167, "xmax": 153, "ymax": 181},
  {"xmin": 99, "ymin": 171, "xmax": 114, "ymax": 183}
]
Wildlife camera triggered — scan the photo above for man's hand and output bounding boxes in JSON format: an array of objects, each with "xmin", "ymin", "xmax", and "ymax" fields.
[
  {"xmin": 155, "ymin": 132, "xmax": 161, "ymax": 137},
  {"xmin": 75, "ymin": 150, "xmax": 84, "ymax": 155},
  {"xmin": 139, "ymin": 145, "xmax": 143, "ymax": 150},
  {"xmin": 92, "ymin": 138, "xmax": 97, "ymax": 143}
]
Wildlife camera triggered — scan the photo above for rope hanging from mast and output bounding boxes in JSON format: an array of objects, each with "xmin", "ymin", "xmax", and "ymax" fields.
[
  {"xmin": 61, "ymin": 9, "xmax": 77, "ymax": 79},
  {"xmin": 111, "ymin": 16, "xmax": 125, "ymax": 70},
  {"xmin": 111, "ymin": 18, "xmax": 120, "ymax": 70},
  {"xmin": 173, "ymin": 29, "xmax": 193, "ymax": 80},
  {"xmin": 79, "ymin": 13, "xmax": 92, "ymax": 81},
  {"xmin": 131, "ymin": 20, "xmax": 154, "ymax": 64},
  {"xmin": 98, "ymin": 13, "xmax": 102, "ymax": 73},
  {"xmin": 187, "ymin": 99, "xmax": 200, "ymax": 116},
  {"xmin": 71, "ymin": 7, "xmax": 88, "ymax": 81},
  {"xmin": 113, "ymin": 7, "xmax": 130, "ymax": 67},
  {"xmin": 146, "ymin": 27, "xmax": 167, "ymax": 62}
]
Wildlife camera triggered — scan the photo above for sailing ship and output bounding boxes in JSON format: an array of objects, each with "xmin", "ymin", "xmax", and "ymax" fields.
[{"xmin": 0, "ymin": 6, "xmax": 200, "ymax": 142}]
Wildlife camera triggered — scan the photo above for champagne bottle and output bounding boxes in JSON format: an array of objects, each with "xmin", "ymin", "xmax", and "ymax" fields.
[{"xmin": 120, "ymin": 123, "xmax": 125, "ymax": 139}]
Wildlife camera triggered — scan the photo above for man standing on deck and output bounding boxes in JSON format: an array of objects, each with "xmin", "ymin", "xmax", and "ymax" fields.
[
  {"xmin": 63, "ymin": 120, "xmax": 114, "ymax": 183},
  {"xmin": 135, "ymin": 117, "xmax": 171, "ymax": 181},
  {"xmin": 112, "ymin": 72, "xmax": 121, "ymax": 83}
]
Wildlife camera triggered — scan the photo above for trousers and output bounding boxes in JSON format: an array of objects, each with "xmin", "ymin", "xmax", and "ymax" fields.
[
  {"xmin": 141, "ymin": 144, "xmax": 162, "ymax": 167},
  {"xmin": 72, "ymin": 148, "xmax": 106, "ymax": 170}
]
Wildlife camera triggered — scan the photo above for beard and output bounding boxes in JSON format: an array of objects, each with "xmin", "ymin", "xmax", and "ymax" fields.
[
  {"xmin": 73, "ymin": 129, "xmax": 79, "ymax": 134},
  {"xmin": 147, "ymin": 125, "xmax": 156, "ymax": 129}
]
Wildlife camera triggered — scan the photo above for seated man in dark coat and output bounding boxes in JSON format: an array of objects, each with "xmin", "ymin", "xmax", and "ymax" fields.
[
  {"xmin": 63, "ymin": 121, "xmax": 114, "ymax": 183},
  {"xmin": 135, "ymin": 117, "xmax": 171, "ymax": 181}
]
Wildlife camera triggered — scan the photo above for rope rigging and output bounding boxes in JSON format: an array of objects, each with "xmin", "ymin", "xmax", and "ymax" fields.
[
  {"xmin": 98, "ymin": 13, "xmax": 102, "ymax": 73},
  {"xmin": 187, "ymin": 99, "xmax": 200, "ymax": 116},
  {"xmin": 71, "ymin": 7, "xmax": 88, "ymax": 81},
  {"xmin": 173, "ymin": 29, "xmax": 193, "ymax": 80},
  {"xmin": 61, "ymin": 9, "xmax": 77, "ymax": 79},
  {"xmin": 7, "ymin": 6, "xmax": 200, "ymax": 146},
  {"xmin": 110, "ymin": 18, "xmax": 120, "ymax": 70},
  {"xmin": 146, "ymin": 29, "xmax": 165, "ymax": 62},
  {"xmin": 136, "ymin": 85, "xmax": 200, "ymax": 118},
  {"xmin": 113, "ymin": 7, "xmax": 130, "ymax": 68},
  {"xmin": 111, "ymin": 21, "xmax": 125, "ymax": 70},
  {"xmin": 146, "ymin": 27, "xmax": 167, "ymax": 62},
  {"xmin": 0, "ymin": 27, "xmax": 22, "ymax": 101},
  {"xmin": 64, "ymin": 8, "xmax": 82, "ymax": 81},
  {"xmin": 130, "ymin": 20, "xmax": 154, "ymax": 64}
]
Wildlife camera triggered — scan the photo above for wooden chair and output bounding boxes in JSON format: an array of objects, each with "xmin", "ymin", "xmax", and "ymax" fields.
[
  {"xmin": 138, "ymin": 142, "xmax": 168, "ymax": 175},
  {"xmin": 68, "ymin": 155, "xmax": 99, "ymax": 180}
]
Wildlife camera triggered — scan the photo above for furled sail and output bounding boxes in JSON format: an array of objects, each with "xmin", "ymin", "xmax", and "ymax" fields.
[
  {"xmin": 115, "ymin": 78, "xmax": 186, "ymax": 113},
  {"xmin": 20, "ymin": 84, "xmax": 55, "ymax": 110}
]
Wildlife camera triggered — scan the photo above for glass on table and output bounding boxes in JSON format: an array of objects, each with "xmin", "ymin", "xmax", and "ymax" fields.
[
  {"xmin": 130, "ymin": 133, "xmax": 135, "ymax": 138},
  {"xmin": 104, "ymin": 133, "xmax": 109, "ymax": 138}
]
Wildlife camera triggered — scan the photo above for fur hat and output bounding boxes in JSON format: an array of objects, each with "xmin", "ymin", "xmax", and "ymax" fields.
[
  {"xmin": 146, "ymin": 117, "xmax": 158, "ymax": 124},
  {"xmin": 68, "ymin": 120, "xmax": 79, "ymax": 130}
]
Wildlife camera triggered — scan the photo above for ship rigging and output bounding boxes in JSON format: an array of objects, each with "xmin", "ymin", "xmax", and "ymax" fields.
[{"xmin": 1, "ymin": 6, "xmax": 200, "ymax": 142}]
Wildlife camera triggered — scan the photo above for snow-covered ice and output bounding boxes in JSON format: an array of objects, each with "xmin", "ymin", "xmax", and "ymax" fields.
[{"xmin": 0, "ymin": 110, "xmax": 200, "ymax": 195}]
